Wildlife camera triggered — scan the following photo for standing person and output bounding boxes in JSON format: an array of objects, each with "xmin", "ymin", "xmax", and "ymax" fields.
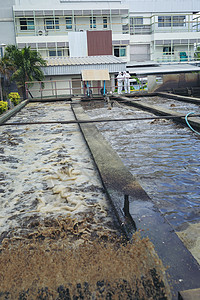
[
  {"xmin": 123, "ymin": 71, "xmax": 127, "ymax": 93},
  {"xmin": 117, "ymin": 72, "xmax": 123, "ymax": 94},
  {"xmin": 124, "ymin": 71, "xmax": 131, "ymax": 94}
]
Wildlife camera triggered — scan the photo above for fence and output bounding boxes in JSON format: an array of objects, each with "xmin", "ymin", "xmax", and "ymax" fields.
[
  {"xmin": 25, "ymin": 79, "xmax": 113, "ymax": 99},
  {"xmin": 25, "ymin": 77, "xmax": 148, "ymax": 99}
]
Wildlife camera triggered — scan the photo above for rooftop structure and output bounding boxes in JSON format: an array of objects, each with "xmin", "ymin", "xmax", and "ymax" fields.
[{"xmin": 43, "ymin": 55, "xmax": 126, "ymax": 76}]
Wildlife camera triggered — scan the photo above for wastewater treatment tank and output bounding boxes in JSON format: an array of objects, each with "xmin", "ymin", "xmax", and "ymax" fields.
[
  {"xmin": 0, "ymin": 101, "xmax": 173, "ymax": 299},
  {"xmin": 83, "ymin": 96, "xmax": 200, "ymax": 266}
]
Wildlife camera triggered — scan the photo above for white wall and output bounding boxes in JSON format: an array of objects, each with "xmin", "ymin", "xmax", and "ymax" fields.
[
  {"xmin": 68, "ymin": 31, "xmax": 87, "ymax": 57},
  {"xmin": 124, "ymin": 0, "xmax": 200, "ymax": 13},
  {"xmin": 0, "ymin": 0, "xmax": 15, "ymax": 46}
]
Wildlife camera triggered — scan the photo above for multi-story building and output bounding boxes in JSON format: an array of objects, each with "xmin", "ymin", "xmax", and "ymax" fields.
[
  {"xmin": 0, "ymin": 0, "xmax": 15, "ymax": 57},
  {"xmin": 1, "ymin": 0, "xmax": 200, "ymax": 62},
  {"xmin": 1, "ymin": 0, "xmax": 200, "ymax": 97},
  {"xmin": 2, "ymin": 0, "xmax": 197, "ymax": 63}
]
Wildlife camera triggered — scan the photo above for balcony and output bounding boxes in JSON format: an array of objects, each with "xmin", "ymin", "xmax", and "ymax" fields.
[{"xmin": 130, "ymin": 25, "xmax": 152, "ymax": 35}]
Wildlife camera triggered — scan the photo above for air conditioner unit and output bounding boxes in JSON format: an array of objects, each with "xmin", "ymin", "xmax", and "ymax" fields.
[{"xmin": 38, "ymin": 30, "xmax": 44, "ymax": 36}]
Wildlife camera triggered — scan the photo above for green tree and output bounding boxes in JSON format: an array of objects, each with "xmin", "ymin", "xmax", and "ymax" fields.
[
  {"xmin": 0, "ymin": 54, "xmax": 14, "ymax": 100},
  {"xmin": 194, "ymin": 46, "xmax": 200, "ymax": 61},
  {"xmin": 3, "ymin": 45, "xmax": 47, "ymax": 99}
]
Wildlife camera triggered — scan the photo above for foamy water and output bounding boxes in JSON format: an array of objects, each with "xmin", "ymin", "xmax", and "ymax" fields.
[{"xmin": 0, "ymin": 102, "xmax": 117, "ymax": 240}]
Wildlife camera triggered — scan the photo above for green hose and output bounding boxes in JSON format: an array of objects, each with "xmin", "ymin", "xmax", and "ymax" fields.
[{"xmin": 185, "ymin": 112, "xmax": 200, "ymax": 135}]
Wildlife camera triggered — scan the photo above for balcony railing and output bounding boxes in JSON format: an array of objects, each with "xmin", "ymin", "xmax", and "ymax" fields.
[
  {"xmin": 153, "ymin": 51, "xmax": 198, "ymax": 63},
  {"xmin": 15, "ymin": 21, "xmax": 127, "ymax": 36},
  {"xmin": 130, "ymin": 25, "xmax": 152, "ymax": 35}
]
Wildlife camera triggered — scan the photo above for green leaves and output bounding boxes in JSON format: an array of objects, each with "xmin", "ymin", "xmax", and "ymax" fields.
[
  {"xmin": 8, "ymin": 92, "xmax": 21, "ymax": 106},
  {"xmin": 3, "ymin": 45, "xmax": 47, "ymax": 97},
  {"xmin": 0, "ymin": 100, "xmax": 8, "ymax": 114}
]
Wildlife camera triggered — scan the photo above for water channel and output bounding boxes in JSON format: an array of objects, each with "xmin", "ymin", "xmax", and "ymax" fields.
[
  {"xmin": 83, "ymin": 96, "xmax": 200, "ymax": 264},
  {"xmin": 3, "ymin": 98, "xmax": 198, "ymax": 298},
  {"xmin": 0, "ymin": 102, "xmax": 120, "ymax": 244}
]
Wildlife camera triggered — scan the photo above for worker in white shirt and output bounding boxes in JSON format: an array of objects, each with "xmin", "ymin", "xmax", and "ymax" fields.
[
  {"xmin": 117, "ymin": 72, "xmax": 124, "ymax": 94},
  {"xmin": 124, "ymin": 71, "xmax": 131, "ymax": 94}
]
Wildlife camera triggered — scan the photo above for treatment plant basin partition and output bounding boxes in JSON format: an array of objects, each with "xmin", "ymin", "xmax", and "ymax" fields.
[
  {"xmin": 83, "ymin": 96, "xmax": 200, "ymax": 266},
  {"xmin": 0, "ymin": 100, "xmax": 174, "ymax": 299}
]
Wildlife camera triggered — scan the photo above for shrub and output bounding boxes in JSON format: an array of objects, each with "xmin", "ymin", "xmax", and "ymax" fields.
[
  {"xmin": 0, "ymin": 101, "xmax": 8, "ymax": 115},
  {"xmin": 8, "ymin": 92, "xmax": 21, "ymax": 106}
]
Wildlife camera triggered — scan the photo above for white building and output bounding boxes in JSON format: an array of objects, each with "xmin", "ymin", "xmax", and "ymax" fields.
[
  {"xmin": 0, "ymin": 0, "xmax": 196, "ymax": 63},
  {"xmin": 1, "ymin": 0, "xmax": 200, "ymax": 96},
  {"xmin": 0, "ymin": 0, "xmax": 200, "ymax": 62}
]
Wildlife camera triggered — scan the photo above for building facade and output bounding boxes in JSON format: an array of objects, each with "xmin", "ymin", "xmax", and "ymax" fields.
[{"xmin": 0, "ymin": 0, "xmax": 200, "ymax": 63}]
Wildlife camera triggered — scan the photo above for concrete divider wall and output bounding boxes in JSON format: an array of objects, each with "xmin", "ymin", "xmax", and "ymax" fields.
[
  {"xmin": 0, "ymin": 100, "xmax": 29, "ymax": 125},
  {"xmin": 149, "ymin": 73, "xmax": 200, "ymax": 93}
]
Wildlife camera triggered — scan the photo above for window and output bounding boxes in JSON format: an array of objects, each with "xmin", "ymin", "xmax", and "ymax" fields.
[
  {"xmin": 158, "ymin": 15, "xmax": 186, "ymax": 28},
  {"xmin": 173, "ymin": 16, "xmax": 186, "ymax": 27},
  {"xmin": 45, "ymin": 18, "xmax": 59, "ymax": 30},
  {"xmin": 130, "ymin": 17, "xmax": 149, "ymax": 35},
  {"xmin": 122, "ymin": 17, "xmax": 129, "ymax": 34},
  {"xmin": 133, "ymin": 17, "xmax": 143, "ymax": 25},
  {"xmin": 20, "ymin": 18, "xmax": 35, "ymax": 31},
  {"xmin": 49, "ymin": 49, "xmax": 63, "ymax": 57},
  {"xmin": 114, "ymin": 46, "xmax": 126, "ymax": 57},
  {"xmin": 163, "ymin": 46, "xmax": 174, "ymax": 55},
  {"xmin": 158, "ymin": 16, "xmax": 171, "ymax": 27},
  {"xmin": 103, "ymin": 17, "xmax": 107, "ymax": 29},
  {"xmin": 66, "ymin": 17, "xmax": 72, "ymax": 30},
  {"xmin": 90, "ymin": 17, "xmax": 96, "ymax": 29}
]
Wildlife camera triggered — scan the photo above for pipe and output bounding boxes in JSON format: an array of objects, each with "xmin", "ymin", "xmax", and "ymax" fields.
[{"xmin": 1, "ymin": 114, "xmax": 200, "ymax": 127}]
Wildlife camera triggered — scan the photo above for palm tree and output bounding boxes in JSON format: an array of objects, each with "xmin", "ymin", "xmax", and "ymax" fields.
[
  {"xmin": 0, "ymin": 54, "xmax": 14, "ymax": 101},
  {"xmin": 4, "ymin": 45, "xmax": 47, "ymax": 99}
]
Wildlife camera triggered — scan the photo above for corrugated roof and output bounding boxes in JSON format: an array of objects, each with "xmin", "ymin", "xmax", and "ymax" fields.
[
  {"xmin": 128, "ymin": 63, "xmax": 200, "ymax": 75},
  {"xmin": 46, "ymin": 55, "xmax": 123, "ymax": 66}
]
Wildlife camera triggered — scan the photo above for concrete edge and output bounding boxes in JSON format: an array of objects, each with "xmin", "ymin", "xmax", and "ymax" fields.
[
  {"xmin": 0, "ymin": 100, "xmax": 29, "ymax": 125},
  {"xmin": 178, "ymin": 288, "xmax": 200, "ymax": 300},
  {"xmin": 29, "ymin": 96, "xmax": 72, "ymax": 102},
  {"xmin": 112, "ymin": 95, "xmax": 200, "ymax": 131},
  {"xmin": 157, "ymin": 92, "xmax": 200, "ymax": 105},
  {"xmin": 71, "ymin": 103, "xmax": 139, "ymax": 239}
]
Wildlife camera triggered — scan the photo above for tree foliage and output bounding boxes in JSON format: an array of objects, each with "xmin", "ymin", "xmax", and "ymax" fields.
[
  {"xmin": 194, "ymin": 46, "xmax": 200, "ymax": 61},
  {"xmin": 2, "ymin": 45, "xmax": 47, "ymax": 98}
]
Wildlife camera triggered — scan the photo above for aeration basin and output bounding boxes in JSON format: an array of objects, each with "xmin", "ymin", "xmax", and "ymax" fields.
[{"xmin": 0, "ymin": 94, "xmax": 200, "ymax": 299}]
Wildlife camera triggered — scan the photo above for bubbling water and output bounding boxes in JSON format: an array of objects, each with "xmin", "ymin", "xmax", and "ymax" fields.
[{"xmin": 0, "ymin": 102, "xmax": 118, "ymax": 241}]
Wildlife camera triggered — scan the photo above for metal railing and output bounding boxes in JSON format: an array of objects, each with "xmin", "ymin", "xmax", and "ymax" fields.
[
  {"xmin": 25, "ymin": 79, "xmax": 113, "ymax": 99},
  {"xmin": 25, "ymin": 78, "xmax": 148, "ymax": 99},
  {"xmin": 15, "ymin": 17, "xmax": 200, "ymax": 37}
]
